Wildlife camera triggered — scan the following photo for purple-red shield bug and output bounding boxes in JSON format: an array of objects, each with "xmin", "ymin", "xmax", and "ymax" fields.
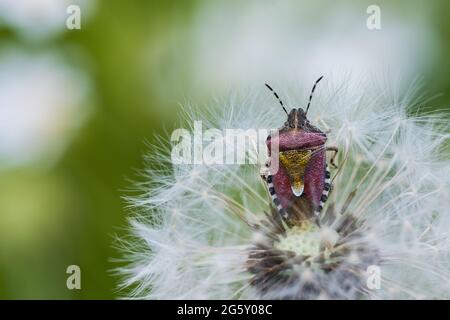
[{"xmin": 262, "ymin": 77, "xmax": 338, "ymax": 223}]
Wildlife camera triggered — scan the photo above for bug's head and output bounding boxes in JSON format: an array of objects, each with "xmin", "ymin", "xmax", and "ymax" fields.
[
  {"xmin": 265, "ymin": 76, "xmax": 323, "ymax": 129},
  {"xmin": 285, "ymin": 108, "xmax": 308, "ymax": 129}
]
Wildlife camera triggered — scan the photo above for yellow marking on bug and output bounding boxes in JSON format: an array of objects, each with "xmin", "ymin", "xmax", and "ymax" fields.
[{"xmin": 279, "ymin": 149, "xmax": 312, "ymax": 197}]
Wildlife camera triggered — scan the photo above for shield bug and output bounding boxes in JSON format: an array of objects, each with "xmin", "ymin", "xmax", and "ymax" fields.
[{"xmin": 262, "ymin": 77, "xmax": 338, "ymax": 223}]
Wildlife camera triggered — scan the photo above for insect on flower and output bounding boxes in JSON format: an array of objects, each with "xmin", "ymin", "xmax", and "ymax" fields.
[
  {"xmin": 119, "ymin": 76, "xmax": 450, "ymax": 300},
  {"xmin": 262, "ymin": 77, "xmax": 338, "ymax": 223},
  {"xmin": 248, "ymin": 79, "xmax": 381, "ymax": 299}
]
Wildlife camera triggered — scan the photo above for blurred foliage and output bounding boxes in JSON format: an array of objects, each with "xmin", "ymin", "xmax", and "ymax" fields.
[
  {"xmin": 0, "ymin": 0, "xmax": 197, "ymax": 299},
  {"xmin": 0, "ymin": 0, "xmax": 449, "ymax": 299}
]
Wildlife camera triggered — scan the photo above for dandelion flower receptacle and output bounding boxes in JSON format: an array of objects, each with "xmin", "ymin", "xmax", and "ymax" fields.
[
  {"xmin": 118, "ymin": 77, "xmax": 450, "ymax": 300},
  {"xmin": 247, "ymin": 208, "xmax": 381, "ymax": 299}
]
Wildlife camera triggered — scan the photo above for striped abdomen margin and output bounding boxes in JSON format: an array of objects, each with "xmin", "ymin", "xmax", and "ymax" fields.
[{"xmin": 266, "ymin": 165, "xmax": 332, "ymax": 219}]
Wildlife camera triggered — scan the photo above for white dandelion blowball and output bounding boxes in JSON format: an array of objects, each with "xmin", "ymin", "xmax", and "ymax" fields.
[{"xmin": 118, "ymin": 76, "xmax": 450, "ymax": 299}]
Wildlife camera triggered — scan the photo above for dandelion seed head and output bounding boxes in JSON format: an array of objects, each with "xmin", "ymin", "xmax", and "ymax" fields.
[{"xmin": 118, "ymin": 75, "xmax": 450, "ymax": 300}]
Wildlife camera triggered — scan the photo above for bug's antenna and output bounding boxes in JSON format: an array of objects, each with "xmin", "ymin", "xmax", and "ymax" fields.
[
  {"xmin": 265, "ymin": 83, "xmax": 288, "ymax": 116},
  {"xmin": 305, "ymin": 76, "xmax": 324, "ymax": 115}
]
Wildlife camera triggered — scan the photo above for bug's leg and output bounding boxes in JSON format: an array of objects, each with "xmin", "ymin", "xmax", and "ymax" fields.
[{"xmin": 326, "ymin": 146, "xmax": 338, "ymax": 168}]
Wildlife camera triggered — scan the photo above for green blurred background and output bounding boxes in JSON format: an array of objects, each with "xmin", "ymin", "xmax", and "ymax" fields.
[{"xmin": 0, "ymin": 0, "xmax": 449, "ymax": 299}]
